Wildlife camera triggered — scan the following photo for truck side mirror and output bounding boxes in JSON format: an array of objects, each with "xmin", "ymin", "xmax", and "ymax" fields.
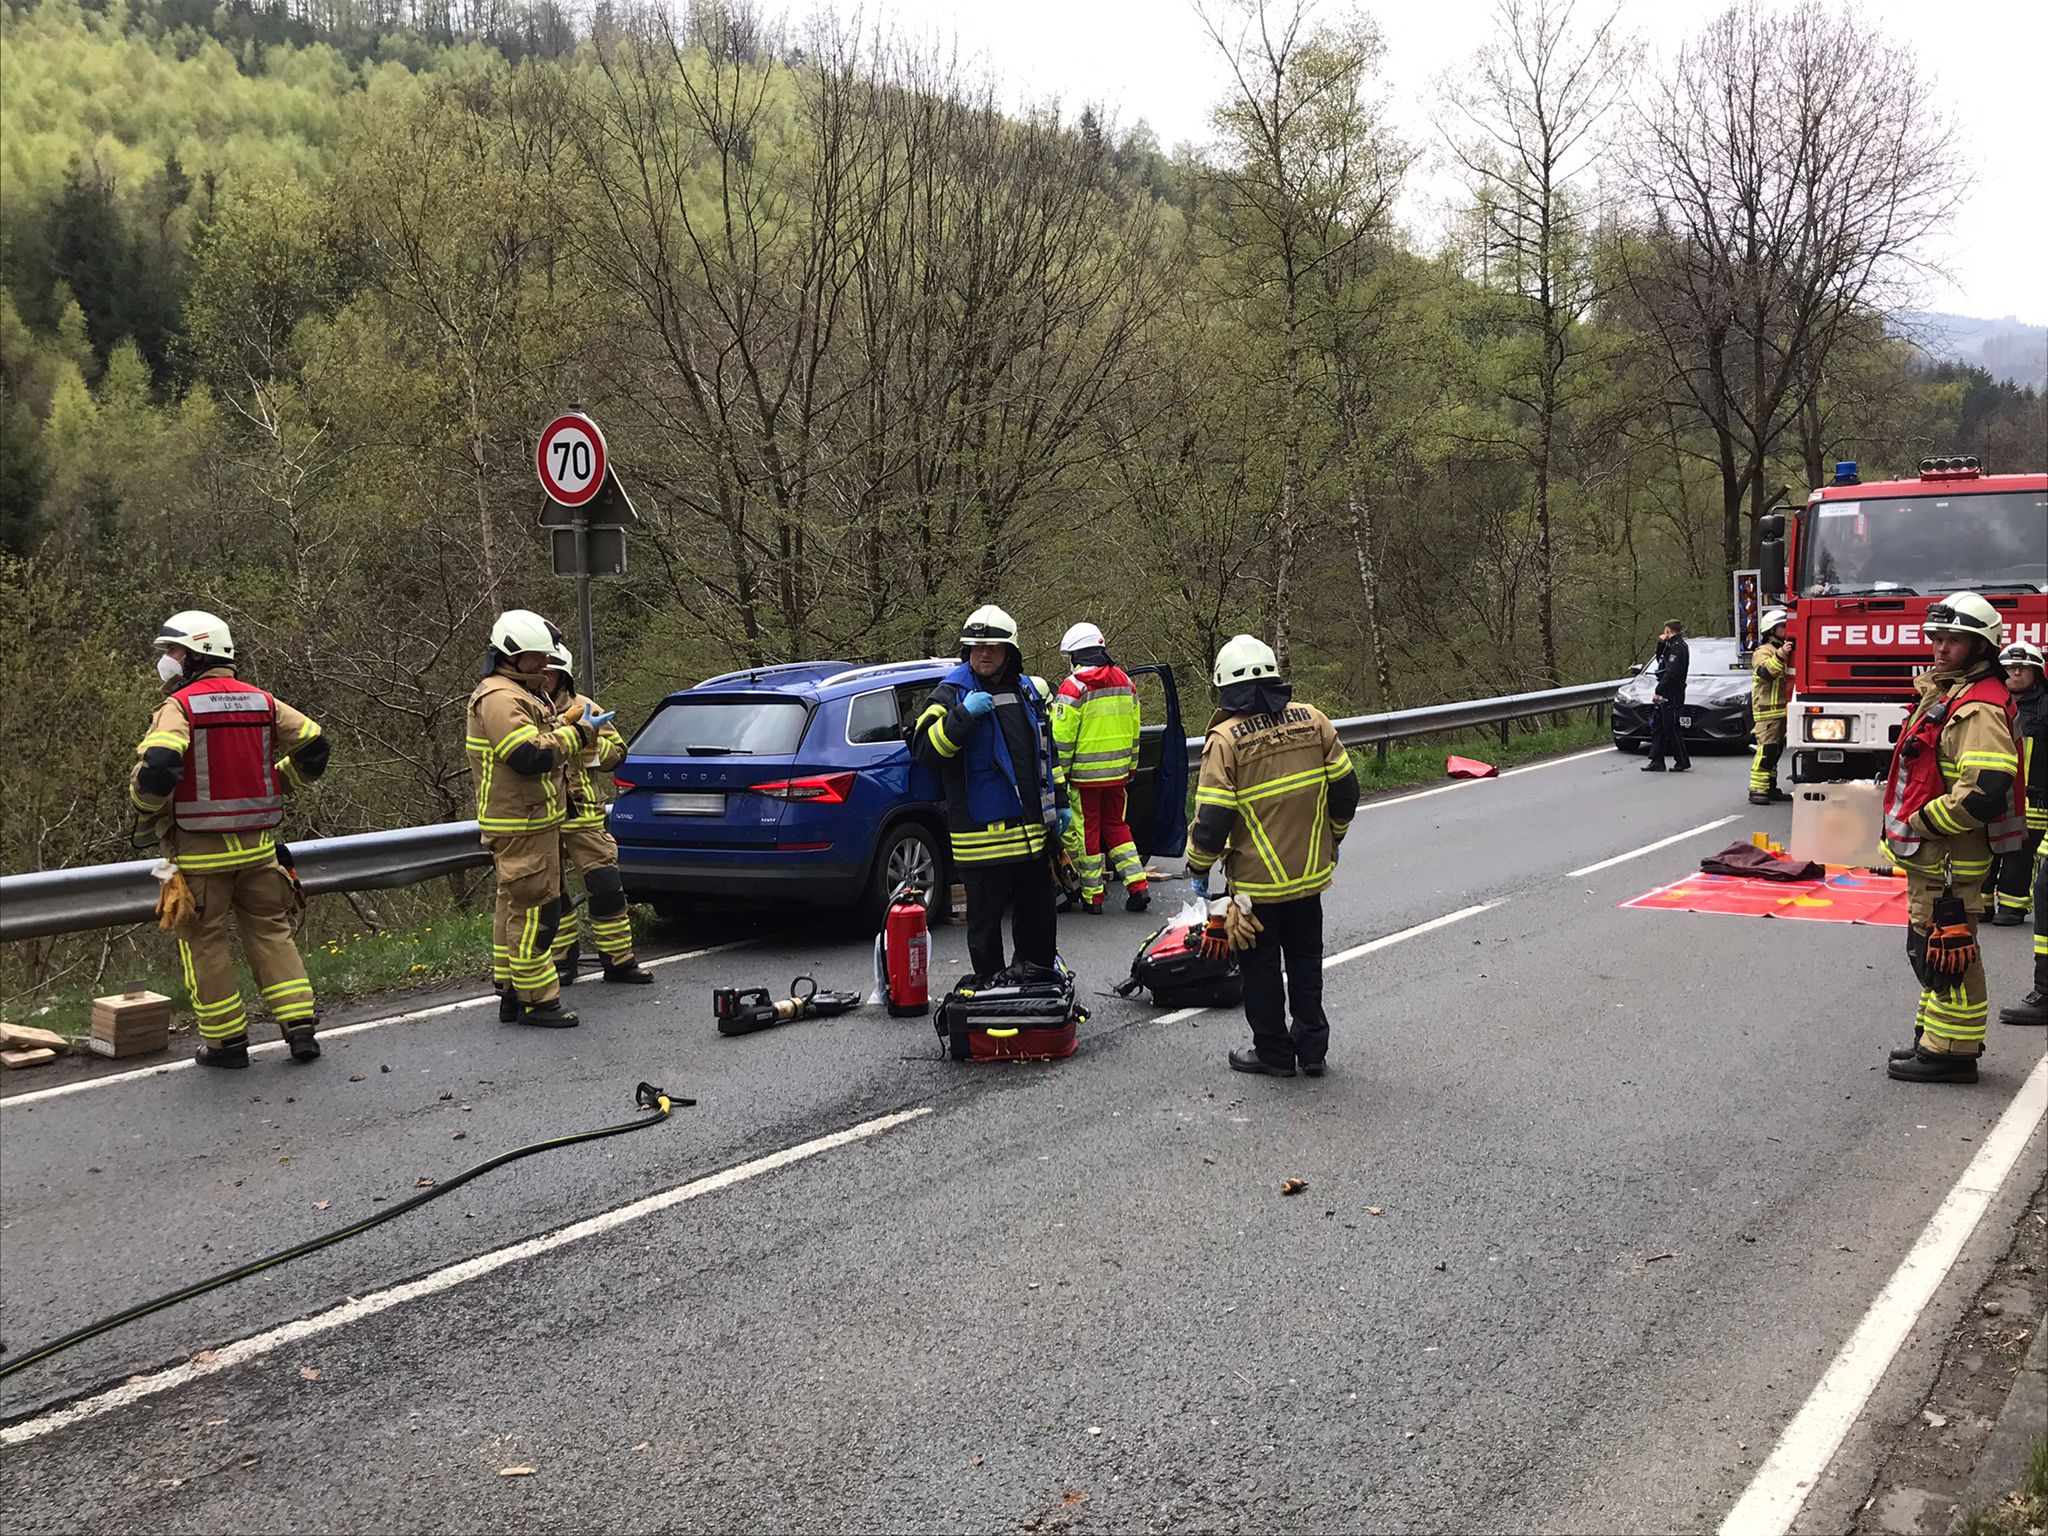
[{"xmin": 1757, "ymin": 513, "xmax": 1786, "ymax": 601}]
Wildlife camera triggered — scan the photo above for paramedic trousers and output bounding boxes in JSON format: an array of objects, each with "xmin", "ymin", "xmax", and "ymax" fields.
[{"xmin": 1242, "ymin": 894, "xmax": 1327, "ymax": 1069}]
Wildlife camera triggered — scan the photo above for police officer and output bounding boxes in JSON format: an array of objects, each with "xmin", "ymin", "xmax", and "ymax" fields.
[
  {"xmin": 467, "ymin": 609, "xmax": 592, "ymax": 1028},
  {"xmin": 1643, "ymin": 619, "xmax": 1691, "ymax": 773},
  {"xmin": 1748, "ymin": 608, "xmax": 1795, "ymax": 805},
  {"xmin": 1051, "ymin": 621, "xmax": 1149, "ymax": 915},
  {"xmin": 1186, "ymin": 635, "xmax": 1360, "ymax": 1078},
  {"xmin": 131, "ymin": 611, "xmax": 331, "ymax": 1067},
  {"xmin": 1882, "ymin": 593, "xmax": 2027, "ymax": 1083},
  {"xmin": 912, "ymin": 604, "xmax": 1069, "ymax": 984},
  {"xmin": 1987, "ymin": 641, "xmax": 2046, "ymax": 927},
  {"xmin": 542, "ymin": 644, "xmax": 652, "ymax": 986}
]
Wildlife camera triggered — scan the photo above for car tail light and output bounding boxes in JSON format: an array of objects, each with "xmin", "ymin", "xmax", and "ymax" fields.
[
  {"xmin": 753, "ymin": 772, "xmax": 857, "ymax": 804},
  {"xmin": 612, "ymin": 777, "xmax": 634, "ymax": 790}
]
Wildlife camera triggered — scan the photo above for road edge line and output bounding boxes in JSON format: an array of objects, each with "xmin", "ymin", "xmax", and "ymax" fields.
[{"xmin": 1565, "ymin": 815, "xmax": 1742, "ymax": 879}]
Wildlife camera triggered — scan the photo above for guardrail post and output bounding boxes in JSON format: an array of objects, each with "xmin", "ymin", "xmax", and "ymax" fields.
[
  {"xmin": 1498, "ymin": 718, "xmax": 1510, "ymax": 750},
  {"xmin": 1375, "ymin": 740, "xmax": 1388, "ymax": 770}
]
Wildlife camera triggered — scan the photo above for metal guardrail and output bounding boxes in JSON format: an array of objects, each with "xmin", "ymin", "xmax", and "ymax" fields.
[{"xmin": 1, "ymin": 679, "xmax": 1622, "ymax": 943}]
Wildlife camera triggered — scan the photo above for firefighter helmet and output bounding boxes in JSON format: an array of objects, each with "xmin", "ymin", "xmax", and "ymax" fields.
[
  {"xmin": 1059, "ymin": 621, "xmax": 1105, "ymax": 655},
  {"xmin": 1760, "ymin": 608, "xmax": 1789, "ymax": 637},
  {"xmin": 547, "ymin": 643, "xmax": 573, "ymax": 675},
  {"xmin": 154, "ymin": 610, "xmax": 235, "ymax": 663},
  {"xmin": 1213, "ymin": 634, "xmax": 1280, "ymax": 688},
  {"xmin": 2000, "ymin": 640, "xmax": 2045, "ymax": 671},
  {"xmin": 491, "ymin": 609, "xmax": 560, "ymax": 657},
  {"xmin": 959, "ymin": 604, "xmax": 1020, "ymax": 649},
  {"xmin": 1921, "ymin": 592, "xmax": 2002, "ymax": 649}
]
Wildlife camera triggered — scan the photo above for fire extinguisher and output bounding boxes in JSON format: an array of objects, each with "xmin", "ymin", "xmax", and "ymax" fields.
[{"xmin": 883, "ymin": 884, "xmax": 931, "ymax": 1018}]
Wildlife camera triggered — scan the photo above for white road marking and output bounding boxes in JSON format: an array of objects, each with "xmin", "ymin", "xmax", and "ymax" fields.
[
  {"xmin": 1565, "ymin": 815, "xmax": 1741, "ymax": 879},
  {"xmin": 0, "ymin": 1104, "xmax": 933, "ymax": 1446},
  {"xmin": 0, "ymin": 940, "xmax": 752, "ymax": 1111},
  {"xmin": 1148, "ymin": 901, "xmax": 1502, "ymax": 1027},
  {"xmin": 1717, "ymin": 1051, "xmax": 2048, "ymax": 1536}
]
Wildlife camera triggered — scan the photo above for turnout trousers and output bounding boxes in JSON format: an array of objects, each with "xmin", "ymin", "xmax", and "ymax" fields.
[
  {"xmin": 1749, "ymin": 715, "xmax": 1786, "ymax": 795},
  {"xmin": 1241, "ymin": 893, "xmax": 1327, "ymax": 1070},
  {"xmin": 487, "ymin": 830, "xmax": 563, "ymax": 1005},
  {"xmin": 961, "ymin": 856, "xmax": 1058, "ymax": 983},
  {"xmin": 1904, "ymin": 857, "xmax": 1989, "ymax": 1057},
  {"xmin": 173, "ymin": 858, "xmax": 314, "ymax": 1049},
  {"xmin": 552, "ymin": 824, "xmax": 635, "ymax": 967},
  {"xmin": 1988, "ymin": 827, "xmax": 2042, "ymax": 921}
]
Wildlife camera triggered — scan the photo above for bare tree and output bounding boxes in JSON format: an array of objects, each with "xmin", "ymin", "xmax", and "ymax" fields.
[
  {"xmin": 1618, "ymin": 1, "xmax": 1962, "ymax": 581},
  {"xmin": 1441, "ymin": 0, "xmax": 1628, "ymax": 684}
]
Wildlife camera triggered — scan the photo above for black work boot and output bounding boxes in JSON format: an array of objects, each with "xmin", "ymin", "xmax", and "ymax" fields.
[
  {"xmin": 1768, "ymin": 787, "xmax": 1793, "ymax": 803},
  {"xmin": 1887, "ymin": 1046, "xmax": 1978, "ymax": 1084},
  {"xmin": 1126, "ymin": 888, "xmax": 1151, "ymax": 914},
  {"xmin": 284, "ymin": 1023, "xmax": 321, "ymax": 1063},
  {"xmin": 195, "ymin": 1041, "xmax": 250, "ymax": 1069},
  {"xmin": 497, "ymin": 987, "xmax": 519, "ymax": 1024},
  {"xmin": 1641, "ymin": 762, "xmax": 1666, "ymax": 773},
  {"xmin": 1989, "ymin": 908, "xmax": 2026, "ymax": 928},
  {"xmin": 557, "ymin": 945, "xmax": 581, "ymax": 985},
  {"xmin": 515, "ymin": 998, "xmax": 579, "ymax": 1029},
  {"xmin": 1748, "ymin": 791, "xmax": 1773, "ymax": 806},
  {"xmin": 2000, "ymin": 989, "xmax": 2047, "ymax": 1027},
  {"xmin": 602, "ymin": 957, "xmax": 654, "ymax": 985},
  {"xmin": 1228, "ymin": 1047, "xmax": 1295, "ymax": 1078},
  {"xmin": 1888, "ymin": 1026, "xmax": 1924, "ymax": 1062}
]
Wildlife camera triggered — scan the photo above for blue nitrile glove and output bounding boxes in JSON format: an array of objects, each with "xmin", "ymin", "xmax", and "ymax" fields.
[
  {"xmin": 1190, "ymin": 872, "xmax": 1210, "ymax": 900},
  {"xmin": 962, "ymin": 689, "xmax": 995, "ymax": 717},
  {"xmin": 585, "ymin": 707, "xmax": 617, "ymax": 731},
  {"xmin": 1058, "ymin": 807, "xmax": 1074, "ymax": 835},
  {"xmin": 1331, "ymin": 841, "xmax": 1342, "ymax": 865}
]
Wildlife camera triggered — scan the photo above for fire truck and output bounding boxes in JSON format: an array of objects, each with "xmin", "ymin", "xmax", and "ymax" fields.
[{"xmin": 1757, "ymin": 456, "xmax": 2047, "ymax": 784}]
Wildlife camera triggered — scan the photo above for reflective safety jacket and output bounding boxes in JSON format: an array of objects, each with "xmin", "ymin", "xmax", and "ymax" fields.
[
  {"xmin": 130, "ymin": 668, "xmax": 327, "ymax": 873},
  {"xmin": 2015, "ymin": 684, "xmax": 2048, "ymax": 834},
  {"xmin": 557, "ymin": 689, "xmax": 628, "ymax": 831},
  {"xmin": 466, "ymin": 667, "xmax": 585, "ymax": 837},
  {"xmin": 1052, "ymin": 661, "xmax": 1141, "ymax": 787},
  {"xmin": 1751, "ymin": 640, "xmax": 1790, "ymax": 721},
  {"xmin": 1186, "ymin": 701, "xmax": 1360, "ymax": 902},
  {"xmin": 1881, "ymin": 669, "xmax": 2024, "ymax": 878},
  {"xmin": 912, "ymin": 663, "xmax": 1063, "ymax": 865}
]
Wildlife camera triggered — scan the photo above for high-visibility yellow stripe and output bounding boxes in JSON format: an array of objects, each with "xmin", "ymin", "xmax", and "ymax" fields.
[
  {"xmin": 922, "ymin": 706, "xmax": 960, "ymax": 758},
  {"xmin": 494, "ymin": 723, "xmax": 541, "ymax": 759},
  {"xmin": 139, "ymin": 732, "xmax": 187, "ymax": 752}
]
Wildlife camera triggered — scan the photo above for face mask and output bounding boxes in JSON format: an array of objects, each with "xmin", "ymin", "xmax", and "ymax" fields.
[{"xmin": 157, "ymin": 653, "xmax": 185, "ymax": 685}]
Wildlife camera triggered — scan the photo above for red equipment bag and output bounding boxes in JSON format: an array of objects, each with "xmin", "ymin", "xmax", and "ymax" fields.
[
  {"xmin": 935, "ymin": 963, "xmax": 1082, "ymax": 1062},
  {"xmin": 1114, "ymin": 917, "xmax": 1243, "ymax": 1008}
]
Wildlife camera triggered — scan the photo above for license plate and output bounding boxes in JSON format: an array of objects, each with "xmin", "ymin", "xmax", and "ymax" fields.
[
  {"xmin": 651, "ymin": 792, "xmax": 725, "ymax": 816},
  {"xmin": 1679, "ymin": 714, "xmax": 1694, "ymax": 726}
]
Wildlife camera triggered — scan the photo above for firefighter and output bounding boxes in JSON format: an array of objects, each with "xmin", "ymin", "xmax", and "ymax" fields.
[
  {"xmin": 1748, "ymin": 608, "xmax": 1795, "ymax": 805},
  {"xmin": 1996, "ymin": 841, "xmax": 2046, "ymax": 1027},
  {"xmin": 1186, "ymin": 635, "xmax": 1360, "ymax": 1078},
  {"xmin": 1987, "ymin": 641, "xmax": 2046, "ymax": 927},
  {"xmin": 1881, "ymin": 592, "xmax": 2027, "ymax": 1084},
  {"xmin": 130, "ymin": 610, "xmax": 331, "ymax": 1068},
  {"xmin": 542, "ymin": 644, "xmax": 651, "ymax": 986},
  {"xmin": 912, "ymin": 604, "xmax": 1069, "ymax": 984},
  {"xmin": 467, "ymin": 609, "xmax": 593, "ymax": 1029},
  {"xmin": 1051, "ymin": 621, "xmax": 1150, "ymax": 916}
]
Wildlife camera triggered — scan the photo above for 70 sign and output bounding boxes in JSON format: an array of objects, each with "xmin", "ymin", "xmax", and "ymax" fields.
[{"xmin": 536, "ymin": 413, "xmax": 608, "ymax": 507}]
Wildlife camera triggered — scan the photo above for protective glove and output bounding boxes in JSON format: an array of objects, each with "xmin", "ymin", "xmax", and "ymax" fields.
[
  {"xmin": 961, "ymin": 690, "xmax": 995, "ymax": 718},
  {"xmin": 1057, "ymin": 807, "xmax": 1074, "ymax": 835},
  {"xmin": 152, "ymin": 860, "xmax": 195, "ymax": 932},
  {"xmin": 584, "ymin": 707, "xmax": 617, "ymax": 731},
  {"xmin": 1331, "ymin": 840, "xmax": 1342, "ymax": 866},
  {"xmin": 1195, "ymin": 914, "xmax": 1231, "ymax": 961},
  {"xmin": 1223, "ymin": 899, "xmax": 1264, "ymax": 953},
  {"xmin": 1189, "ymin": 872, "xmax": 1210, "ymax": 900},
  {"xmin": 1925, "ymin": 892, "xmax": 1978, "ymax": 978}
]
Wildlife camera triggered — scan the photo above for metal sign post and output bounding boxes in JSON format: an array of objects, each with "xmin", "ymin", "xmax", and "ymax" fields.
[{"xmin": 536, "ymin": 410, "xmax": 635, "ymax": 698}]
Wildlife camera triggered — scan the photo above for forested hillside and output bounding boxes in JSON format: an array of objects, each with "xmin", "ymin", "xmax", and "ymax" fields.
[{"xmin": 1, "ymin": 0, "xmax": 2043, "ymax": 906}]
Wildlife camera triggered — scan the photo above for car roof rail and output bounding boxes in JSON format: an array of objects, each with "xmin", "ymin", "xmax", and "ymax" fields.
[
  {"xmin": 817, "ymin": 657, "xmax": 956, "ymax": 689},
  {"xmin": 691, "ymin": 660, "xmax": 853, "ymax": 690}
]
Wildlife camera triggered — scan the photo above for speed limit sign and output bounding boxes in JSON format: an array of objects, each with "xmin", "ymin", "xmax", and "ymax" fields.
[{"xmin": 536, "ymin": 413, "xmax": 607, "ymax": 507}]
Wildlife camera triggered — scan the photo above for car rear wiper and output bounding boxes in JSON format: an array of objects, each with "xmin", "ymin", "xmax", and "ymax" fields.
[
  {"xmin": 683, "ymin": 745, "xmax": 739, "ymax": 756},
  {"xmin": 1821, "ymin": 585, "xmax": 1919, "ymax": 597}
]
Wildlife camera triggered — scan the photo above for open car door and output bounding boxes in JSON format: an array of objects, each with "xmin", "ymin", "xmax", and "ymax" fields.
[{"xmin": 1121, "ymin": 663, "xmax": 1187, "ymax": 860}]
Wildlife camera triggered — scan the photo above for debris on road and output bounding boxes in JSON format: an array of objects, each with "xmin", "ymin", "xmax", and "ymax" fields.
[
  {"xmin": 1644, "ymin": 1252, "xmax": 1677, "ymax": 1265},
  {"xmin": 1281, "ymin": 1179, "xmax": 1308, "ymax": 1196},
  {"xmin": 1367, "ymin": 1206, "xmax": 1385, "ymax": 1216},
  {"xmin": 1920, "ymin": 1409, "xmax": 1948, "ymax": 1428},
  {"xmin": 499, "ymin": 1466, "xmax": 534, "ymax": 1478},
  {"xmin": 298, "ymin": 1367, "xmax": 319, "ymax": 1382},
  {"xmin": 0, "ymin": 1047, "xmax": 58, "ymax": 1070},
  {"xmin": 415, "ymin": 1177, "xmax": 436, "ymax": 1188}
]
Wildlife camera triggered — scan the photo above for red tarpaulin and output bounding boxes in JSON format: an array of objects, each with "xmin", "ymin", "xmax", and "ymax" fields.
[
  {"xmin": 1446, "ymin": 756, "xmax": 1498, "ymax": 779},
  {"xmin": 1620, "ymin": 866, "xmax": 1908, "ymax": 926}
]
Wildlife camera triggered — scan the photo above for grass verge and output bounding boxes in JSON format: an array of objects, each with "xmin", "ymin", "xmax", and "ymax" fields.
[
  {"xmin": 1956, "ymin": 1435, "xmax": 2048, "ymax": 1536},
  {"xmin": 1347, "ymin": 715, "xmax": 1613, "ymax": 795}
]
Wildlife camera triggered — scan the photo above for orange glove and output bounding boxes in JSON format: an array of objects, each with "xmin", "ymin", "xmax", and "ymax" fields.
[
  {"xmin": 1925, "ymin": 893, "xmax": 1976, "ymax": 978},
  {"xmin": 1196, "ymin": 914, "xmax": 1230, "ymax": 961}
]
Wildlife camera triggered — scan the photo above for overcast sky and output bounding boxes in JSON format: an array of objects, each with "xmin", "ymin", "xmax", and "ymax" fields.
[{"xmin": 839, "ymin": 0, "xmax": 2048, "ymax": 325}]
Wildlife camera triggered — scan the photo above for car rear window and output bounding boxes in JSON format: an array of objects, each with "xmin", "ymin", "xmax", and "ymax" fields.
[{"xmin": 635, "ymin": 699, "xmax": 809, "ymax": 756}]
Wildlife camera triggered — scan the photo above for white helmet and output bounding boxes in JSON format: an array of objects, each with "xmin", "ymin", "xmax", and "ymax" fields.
[
  {"xmin": 547, "ymin": 643, "xmax": 573, "ymax": 675},
  {"xmin": 491, "ymin": 608, "xmax": 560, "ymax": 657},
  {"xmin": 154, "ymin": 610, "xmax": 235, "ymax": 662},
  {"xmin": 1213, "ymin": 633, "xmax": 1280, "ymax": 688},
  {"xmin": 959, "ymin": 604, "xmax": 1019, "ymax": 649},
  {"xmin": 1922, "ymin": 591, "xmax": 2002, "ymax": 649},
  {"xmin": 2000, "ymin": 640, "xmax": 2045, "ymax": 670},
  {"xmin": 1760, "ymin": 608, "xmax": 1789, "ymax": 637},
  {"xmin": 1060, "ymin": 621, "xmax": 1105, "ymax": 655}
]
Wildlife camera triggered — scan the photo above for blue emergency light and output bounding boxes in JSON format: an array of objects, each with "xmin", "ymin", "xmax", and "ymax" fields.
[{"xmin": 1831, "ymin": 461, "xmax": 1860, "ymax": 485}]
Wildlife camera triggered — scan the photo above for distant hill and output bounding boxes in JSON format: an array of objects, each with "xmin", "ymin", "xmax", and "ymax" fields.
[{"xmin": 1897, "ymin": 312, "xmax": 2048, "ymax": 393}]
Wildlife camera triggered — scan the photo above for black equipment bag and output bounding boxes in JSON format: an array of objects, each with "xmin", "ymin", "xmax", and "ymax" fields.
[{"xmin": 1114, "ymin": 918, "xmax": 1243, "ymax": 1008}]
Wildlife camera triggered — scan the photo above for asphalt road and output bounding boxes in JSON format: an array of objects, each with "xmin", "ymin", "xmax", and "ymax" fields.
[{"xmin": 2, "ymin": 745, "xmax": 2043, "ymax": 1534}]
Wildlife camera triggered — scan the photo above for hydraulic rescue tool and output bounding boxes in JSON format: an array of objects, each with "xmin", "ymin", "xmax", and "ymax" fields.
[{"xmin": 713, "ymin": 976, "xmax": 864, "ymax": 1036}]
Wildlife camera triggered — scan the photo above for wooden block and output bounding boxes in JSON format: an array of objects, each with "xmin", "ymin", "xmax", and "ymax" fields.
[
  {"xmin": 1, "ymin": 1047, "xmax": 58, "ymax": 1070},
  {"xmin": 0, "ymin": 1022, "xmax": 68, "ymax": 1052}
]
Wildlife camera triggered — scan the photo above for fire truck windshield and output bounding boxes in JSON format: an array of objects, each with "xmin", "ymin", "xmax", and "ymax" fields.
[{"xmin": 1800, "ymin": 490, "xmax": 2048, "ymax": 598}]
